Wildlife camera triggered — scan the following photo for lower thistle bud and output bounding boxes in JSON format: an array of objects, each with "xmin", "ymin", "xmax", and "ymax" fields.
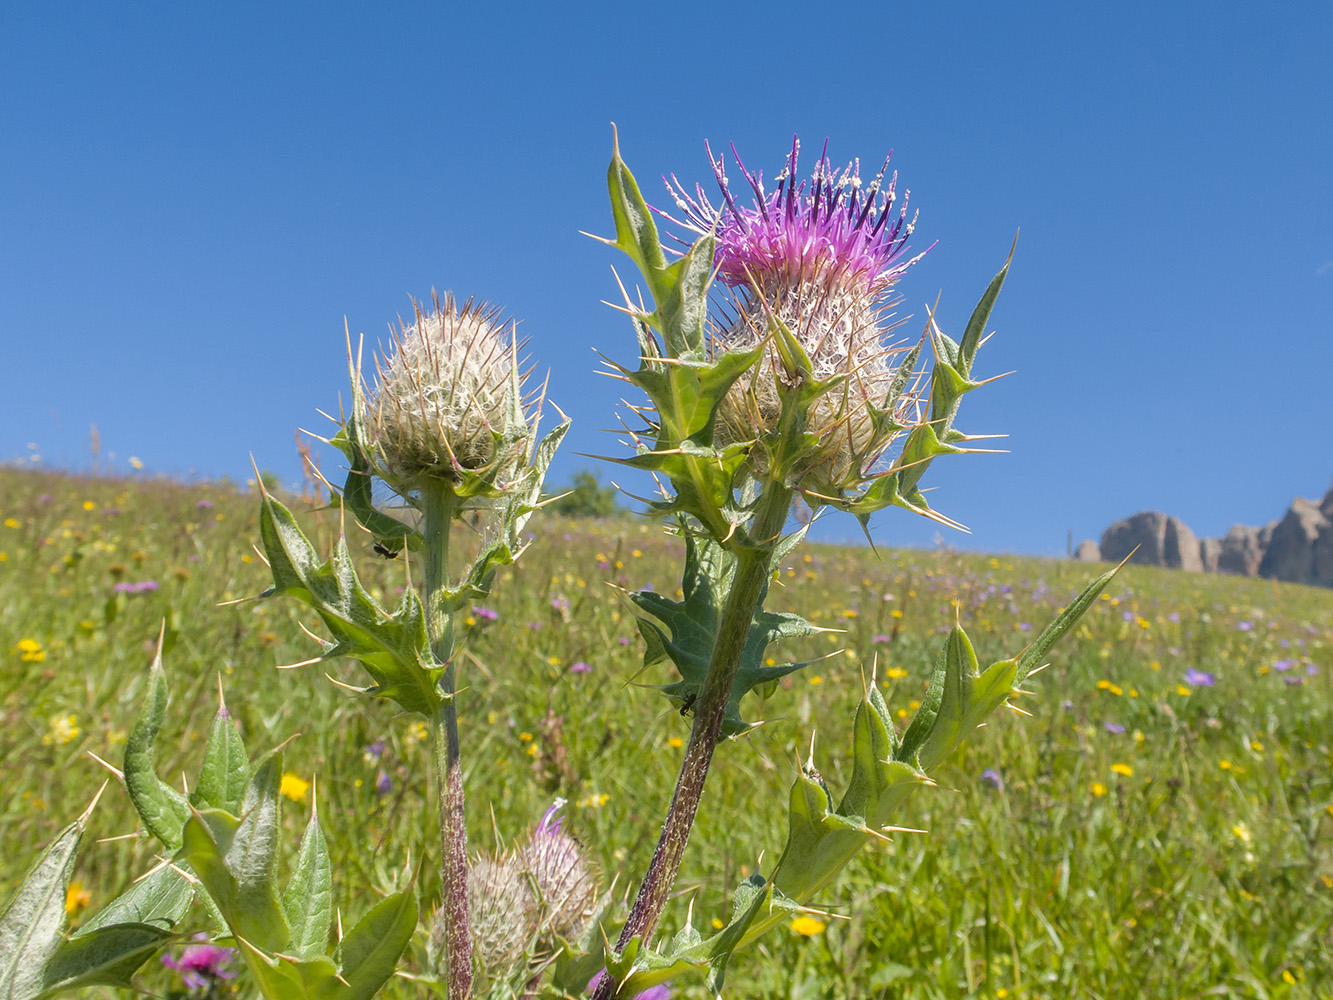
[
  {"xmin": 431, "ymin": 853, "xmax": 535, "ymax": 988},
  {"xmin": 520, "ymin": 801, "xmax": 598, "ymax": 941}
]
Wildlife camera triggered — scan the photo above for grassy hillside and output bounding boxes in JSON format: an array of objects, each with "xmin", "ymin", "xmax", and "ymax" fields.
[{"xmin": 1, "ymin": 467, "xmax": 1330, "ymax": 998}]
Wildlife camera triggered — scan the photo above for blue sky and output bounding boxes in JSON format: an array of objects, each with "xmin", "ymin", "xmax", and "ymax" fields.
[{"xmin": 2, "ymin": 3, "xmax": 1330, "ymax": 556}]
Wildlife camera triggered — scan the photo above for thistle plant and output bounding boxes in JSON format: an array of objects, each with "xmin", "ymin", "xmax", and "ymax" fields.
[
  {"xmin": 252, "ymin": 292, "xmax": 568, "ymax": 998},
  {"xmin": 584, "ymin": 132, "xmax": 1120, "ymax": 998}
]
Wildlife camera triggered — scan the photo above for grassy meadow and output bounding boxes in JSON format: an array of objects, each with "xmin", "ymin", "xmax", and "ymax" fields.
[{"xmin": 1, "ymin": 467, "xmax": 1331, "ymax": 999}]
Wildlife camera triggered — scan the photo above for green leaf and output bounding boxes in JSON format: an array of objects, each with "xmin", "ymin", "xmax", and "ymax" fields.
[
  {"xmin": 77, "ymin": 864, "xmax": 194, "ymax": 935},
  {"xmin": 282, "ymin": 811, "xmax": 333, "ymax": 961},
  {"xmin": 328, "ymin": 425, "xmax": 422, "ymax": 555},
  {"xmin": 0, "ymin": 822, "xmax": 82, "ymax": 1000},
  {"xmin": 36, "ymin": 924, "xmax": 174, "ymax": 997},
  {"xmin": 607, "ymin": 129, "xmax": 669, "ymax": 293},
  {"xmin": 629, "ymin": 532, "xmax": 820, "ymax": 736},
  {"xmin": 257, "ymin": 487, "xmax": 443, "ymax": 716},
  {"xmin": 122, "ymin": 650, "xmax": 190, "ymax": 852},
  {"xmin": 958, "ymin": 241, "xmax": 1013, "ymax": 376},
  {"xmin": 1015, "ymin": 559, "xmax": 1121, "ymax": 683},
  {"xmin": 332, "ymin": 890, "xmax": 418, "ymax": 1000},
  {"xmin": 192, "ymin": 702, "xmax": 249, "ymax": 815}
]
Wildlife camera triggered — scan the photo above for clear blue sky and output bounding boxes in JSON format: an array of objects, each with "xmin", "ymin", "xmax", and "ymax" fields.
[{"xmin": 3, "ymin": 3, "xmax": 1330, "ymax": 556}]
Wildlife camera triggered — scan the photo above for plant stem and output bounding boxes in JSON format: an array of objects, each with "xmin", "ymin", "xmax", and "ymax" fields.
[
  {"xmin": 423, "ymin": 482, "xmax": 472, "ymax": 1000},
  {"xmin": 595, "ymin": 483, "xmax": 792, "ymax": 999}
]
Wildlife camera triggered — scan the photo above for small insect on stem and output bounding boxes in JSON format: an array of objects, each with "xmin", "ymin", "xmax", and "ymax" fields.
[
  {"xmin": 678, "ymin": 693, "xmax": 697, "ymax": 717},
  {"xmin": 373, "ymin": 542, "xmax": 400, "ymax": 559}
]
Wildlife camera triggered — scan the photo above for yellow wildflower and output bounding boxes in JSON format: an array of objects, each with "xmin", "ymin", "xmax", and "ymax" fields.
[
  {"xmin": 668, "ymin": 736, "xmax": 684, "ymax": 749},
  {"xmin": 65, "ymin": 881, "xmax": 91, "ymax": 916},
  {"xmin": 885, "ymin": 667, "xmax": 908, "ymax": 679},
  {"xmin": 42, "ymin": 714, "xmax": 80, "ymax": 746},
  {"xmin": 1090, "ymin": 782, "xmax": 1108, "ymax": 797},
  {"xmin": 16, "ymin": 638, "xmax": 46, "ymax": 663},
  {"xmin": 1111, "ymin": 763, "xmax": 1133, "ymax": 777},
  {"xmin": 790, "ymin": 915, "xmax": 826, "ymax": 936},
  {"xmin": 280, "ymin": 773, "xmax": 311, "ymax": 801}
]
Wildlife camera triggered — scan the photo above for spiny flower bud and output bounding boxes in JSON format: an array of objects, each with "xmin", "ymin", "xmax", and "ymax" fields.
[
  {"xmin": 519, "ymin": 800, "xmax": 598, "ymax": 940},
  {"xmin": 661, "ymin": 138, "xmax": 930, "ymax": 494},
  {"xmin": 364, "ymin": 291, "xmax": 536, "ymax": 493},
  {"xmin": 430, "ymin": 852, "xmax": 535, "ymax": 988}
]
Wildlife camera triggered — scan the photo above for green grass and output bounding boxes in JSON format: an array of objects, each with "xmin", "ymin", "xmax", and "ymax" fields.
[{"xmin": 1, "ymin": 467, "xmax": 1330, "ymax": 999}]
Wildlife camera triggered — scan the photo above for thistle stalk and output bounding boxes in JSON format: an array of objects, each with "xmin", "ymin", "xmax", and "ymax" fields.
[
  {"xmin": 423, "ymin": 480, "xmax": 472, "ymax": 1000},
  {"xmin": 597, "ymin": 482, "xmax": 792, "ymax": 997}
]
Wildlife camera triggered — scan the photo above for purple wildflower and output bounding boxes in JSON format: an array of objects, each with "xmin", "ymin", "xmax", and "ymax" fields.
[
  {"xmin": 587, "ymin": 970, "xmax": 671, "ymax": 999},
  {"xmin": 1017, "ymin": 622, "xmax": 1032, "ymax": 632},
  {"xmin": 375, "ymin": 771, "xmax": 392, "ymax": 796},
  {"xmin": 1122, "ymin": 610, "xmax": 1135, "ymax": 622},
  {"xmin": 1237, "ymin": 621, "xmax": 1254, "ymax": 632},
  {"xmin": 1273, "ymin": 659, "xmax": 1294, "ymax": 672},
  {"xmin": 1306, "ymin": 663, "xmax": 1319, "ymax": 676},
  {"xmin": 537, "ymin": 800, "xmax": 565, "ymax": 836},
  {"xmin": 980, "ymin": 768, "xmax": 1004, "ymax": 791},
  {"xmin": 570, "ymin": 661, "xmax": 592, "ymax": 674},
  {"xmin": 362, "ymin": 740, "xmax": 384, "ymax": 763},
  {"xmin": 1183, "ymin": 668, "xmax": 1215, "ymax": 687},
  {"xmin": 1104, "ymin": 722, "xmax": 1126, "ymax": 735},
  {"xmin": 661, "ymin": 137, "xmax": 923, "ymax": 296},
  {"xmin": 473, "ymin": 605, "xmax": 499, "ymax": 622},
  {"xmin": 872, "ymin": 634, "xmax": 891, "ymax": 644},
  {"xmin": 1169, "ymin": 612, "xmax": 1180, "ymax": 623},
  {"xmin": 196, "ymin": 499, "xmax": 214, "ymax": 510},
  {"xmin": 161, "ymin": 934, "xmax": 236, "ymax": 989},
  {"xmin": 113, "ymin": 580, "xmax": 159, "ymax": 595},
  {"xmin": 618, "ymin": 636, "xmax": 631, "ymax": 646}
]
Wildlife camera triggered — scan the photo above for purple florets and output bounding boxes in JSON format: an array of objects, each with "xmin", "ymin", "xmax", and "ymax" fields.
[
  {"xmin": 1184, "ymin": 668, "xmax": 1215, "ymax": 687},
  {"xmin": 660, "ymin": 136, "xmax": 927, "ymax": 296},
  {"xmin": 161, "ymin": 935, "xmax": 236, "ymax": 989}
]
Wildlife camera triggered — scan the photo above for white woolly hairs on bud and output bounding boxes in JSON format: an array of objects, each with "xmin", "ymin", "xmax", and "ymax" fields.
[
  {"xmin": 430, "ymin": 854, "xmax": 535, "ymax": 987},
  {"xmin": 519, "ymin": 822, "xmax": 599, "ymax": 941},
  {"xmin": 714, "ymin": 277, "xmax": 922, "ymax": 488},
  {"xmin": 366, "ymin": 292, "xmax": 532, "ymax": 488}
]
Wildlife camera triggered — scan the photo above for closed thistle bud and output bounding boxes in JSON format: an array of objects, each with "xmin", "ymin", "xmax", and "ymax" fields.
[
  {"xmin": 662, "ymin": 138, "xmax": 930, "ymax": 494},
  {"xmin": 364, "ymin": 292, "xmax": 536, "ymax": 495},
  {"xmin": 519, "ymin": 801, "xmax": 598, "ymax": 940},
  {"xmin": 430, "ymin": 852, "xmax": 535, "ymax": 988}
]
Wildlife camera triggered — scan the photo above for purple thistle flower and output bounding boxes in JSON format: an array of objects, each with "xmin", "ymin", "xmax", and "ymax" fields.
[
  {"xmin": 871, "ymin": 634, "xmax": 891, "ymax": 644},
  {"xmin": 1183, "ymin": 668, "xmax": 1215, "ymax": 687},
  {"xmin": 980, "ymin": 768, "xmax": 1004, "ymax": 791},
  {"xmin": 473, "ymin": 605, "xmax": 499, "ymax": 621},
  {"xmin": 569, "ymin": 660, "xmax": 592, "ymax": 674},
  {"xmin": 162, "ymin": 934, "xmax": 236, "ymax": 989},
  {"xmin": 196, "ymin": 499, "xmax": 214, "ymax": 510},
  {"xmin": 656, "ymin": 138, "xmax": 933, "ymax": 492},
  {"xmin": 537, "ymin": 799, "xmax": 566, "ymax": 836},
  {"xmin": 660, "ymin": 137, "xmax": 924, "ymax": 296}
]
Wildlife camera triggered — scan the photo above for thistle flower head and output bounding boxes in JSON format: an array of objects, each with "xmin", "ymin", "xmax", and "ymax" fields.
[
  {"xmin": 363, "ymin": 291, "xmax": 538, "ymax": 493},
  {"xmin": 431, "ymin": 852, "xmax": 535, "ymax": 988},
  {"xmin": 664, "ymin": 136, "xmax": 922, "ymax": 297},
  {"xmin": 520, "ymin": 799, "xmax": 598, "ymax": 940},
  {"xmin": 660, "ymin": 138, "xmax": 932, "ymax": 494}
]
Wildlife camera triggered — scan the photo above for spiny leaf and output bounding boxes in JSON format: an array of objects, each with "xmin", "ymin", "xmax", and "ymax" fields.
[
  {"xmin": 282, "ymin": 811, "xmax": 333, "ymax": 961},
  {"xmin": 35, "ymin": 924, "xmax": 175, "ymax": 997},
  {"xmin": 0, "ymin": 822, "xmax": 82, "ymax": 1000},
  {"xmin": 122, "ymin": 651, "xmax": 189, "ymax": 852},
  {"xmin": 257, "ymin": 487, "xmax": 443, "ymax": 716}
]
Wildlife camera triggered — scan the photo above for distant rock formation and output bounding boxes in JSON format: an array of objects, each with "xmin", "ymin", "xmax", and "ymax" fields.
[{"xmin": 1076, "ymin": 484, "xmax": 1333, "ymax": 588}]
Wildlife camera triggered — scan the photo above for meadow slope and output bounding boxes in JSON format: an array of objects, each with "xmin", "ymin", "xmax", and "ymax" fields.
[{"xmin": 1, "ymin": 469, "xmax": 1330, "ymax": 998}]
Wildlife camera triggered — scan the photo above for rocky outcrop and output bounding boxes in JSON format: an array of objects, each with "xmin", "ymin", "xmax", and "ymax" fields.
[
  {"xmin": 1099, "ymin": 512, "xmax": 1203, "ymax": 571},
  {"xmin": 1083, "ymin": 485, "xmax": 1333, "ymax": 588},
  {"xmin": 1259, "ymin": 499, "xmax": 1332, "ymax": 586},
  {"xmin": 1073, "ymin": 538, "xmax": 1101, "ymax": 562},
  {"xmin": 1217, "ymin": 523, "xmax": 1274, "ymax": 577}
]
